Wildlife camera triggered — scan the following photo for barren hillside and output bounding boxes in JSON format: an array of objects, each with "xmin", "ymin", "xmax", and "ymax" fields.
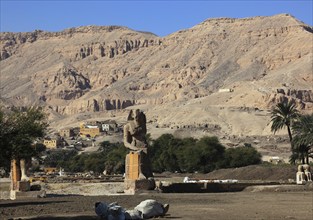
[{"xmin": 1, "ymin": 14, "xmax": 312, "ymax": 160}]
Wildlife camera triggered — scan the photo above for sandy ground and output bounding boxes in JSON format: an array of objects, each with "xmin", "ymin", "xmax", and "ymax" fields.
[
  {"xmin": 0, "ymin": 190, "xmax": 313, "ymax": 220},
  {"xmin": 1, "ymin": 166, "xmax": 313, "ymax": 219}
]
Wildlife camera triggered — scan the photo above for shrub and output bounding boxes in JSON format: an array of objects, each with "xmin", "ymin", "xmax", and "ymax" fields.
[{"xmin": 223, "ymin": 146, "xmax": 262, "ymax": 168}]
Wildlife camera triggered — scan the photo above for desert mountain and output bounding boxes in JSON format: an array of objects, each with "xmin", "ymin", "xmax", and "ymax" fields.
[{"xmin": 1, "ymin": 14, "xmax": 312, "ymax": 158}]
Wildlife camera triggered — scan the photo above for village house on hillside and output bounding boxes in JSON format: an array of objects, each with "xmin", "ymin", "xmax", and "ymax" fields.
[
  {"xmin": 59, "ymin": 128, "xmax": 74, "ymax": 138},
  {"xmin": 43, "ymin": 136, "xmax": 62, "ymax": 149},
  {"xmin": 79, "ymin": 122, "xmax": 100, "ymax": 138},
  {"xmin": 79, "ymin": 120, "xmax": 120, "ymax": 138},
  {"xmin": 101, "ymin": 120, "xmax": 119, "ymax": 132}
]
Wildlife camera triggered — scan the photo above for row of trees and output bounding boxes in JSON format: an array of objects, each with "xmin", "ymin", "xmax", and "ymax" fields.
[
  {"xmin": 271, "ymin": 100, "xmax": 313, "ymax": 164},
  {"xmin": 43, "ymin": 134, "xmax": 261, "ymax": 174},
  {"xmin": 149, "ymin": 134, "xmax": 261, "ymax": 173},
  {"xmin": 1, "ymin": 99, "xmax": 311, "ymax": 175},
  {"xmin": 43, "ymin": 142, "xmax": 127, "ymax": 174}
]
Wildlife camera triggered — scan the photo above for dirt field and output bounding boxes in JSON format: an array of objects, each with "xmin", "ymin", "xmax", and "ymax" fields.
[
  {"xmin": 1, "ymin": 165, "xmax": 313, "ymax": 219},
  {"xmin": 0, "ymin": 190, "xmax": 313, "ymax": 220}
]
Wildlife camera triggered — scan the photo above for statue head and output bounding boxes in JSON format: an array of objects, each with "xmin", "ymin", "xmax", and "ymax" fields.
[
  {"xmin": 303, "ymin": 164, "xmax": 310, "ymax": 172},
  {"xmin": 127, "ymin": 109, "xmax": 146, "ymax": 126}
]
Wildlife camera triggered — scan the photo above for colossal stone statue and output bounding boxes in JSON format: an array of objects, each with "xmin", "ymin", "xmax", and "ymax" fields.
[
  {"xmin": 296, "ymin": 164, "xmax": 306, "ymax": 184},
  {"xmin": 123, "ymin": 109, "xmax": 154, "ymax": 186},
  {"xmin": 123, "ymin": 109, "xmax": 148, "ymax": 152},
  {"xmin": 303, "ymin": 164, "xmax": 312, "ymax": 182},
  {"xmin": 296, "ymin": 164, "xmax": 312, "ymax": 184}
]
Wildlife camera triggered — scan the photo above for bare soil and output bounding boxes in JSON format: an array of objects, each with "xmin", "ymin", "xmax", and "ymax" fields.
[
  {"xmin": 1, "ymin": 165, "xmax": 312, "ymax": 219},
  {"xmin": 1, "ymin": 191, "xmax": 313, "ymax": 220}
]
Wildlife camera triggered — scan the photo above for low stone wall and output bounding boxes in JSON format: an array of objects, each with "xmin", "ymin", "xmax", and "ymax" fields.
[{"xmin": 160, "ymin": 182, "xmax": 282, "ymax": 193}]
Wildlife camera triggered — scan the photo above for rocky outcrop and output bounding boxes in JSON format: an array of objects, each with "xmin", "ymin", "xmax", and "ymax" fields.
[
  {"xmin": 276, "ymin": 89, "xmax": 313, "ymax": 102},
  {"xmin": 265, "ymin": 89, "xmax": 313, "ymax": 110},
  {"xmin": 0, "ymin": 49, "xmax": 10, "ymax": 60},
  {"xmin": 266, "ymin": 93, "xmax": 305, "ymax": 109},
  {"xmin": 32, "ymin": 66, "xmax": 91, "ymax": 101},
  {"xmin": 50, "ymin": 98, "xmax": 135, "ymax": 115},
  {"xmin": 75, "ymin": 39, "xmax": 162, "ymax": 60},
  {"xmin": 0, "ymin": 30, "xmax": 42, "ymax": 60},
  {"xmin": 55, "ymin": 90, "xmax": 88, "ymax": 100},
  {"xmin": 103, "ymin": 99, "xmax": 134, "ymax": 110}
]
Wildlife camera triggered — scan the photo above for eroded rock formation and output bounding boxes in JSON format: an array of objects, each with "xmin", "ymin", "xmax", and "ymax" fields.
[{"xmin": 0, "ymin": 14, "xmax": 312, "ymax": 122}]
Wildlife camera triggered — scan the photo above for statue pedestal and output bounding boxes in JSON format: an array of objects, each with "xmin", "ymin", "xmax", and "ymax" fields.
[
  {"xmin": 10, "ymin": 190, "xmax": 46, "ymax": 200},
  {"xmin": 10, "ymin": 159, "xmax": 46, "ymax": 200},
  {"xmin": 125, "ymin": 151, "xmax": 140, "ymax": 180},
  {"xmin": 17, "ymin": 181, "xmax": 31, "ymax": 191},
  {"xmin": 124, "ymin": 152, "xmax": 155, "ymax": 193},
  {"xmin": 124, "ymin": 179, "xmax": 156, "ymax": 194},
  {"xmin": 10, "ymin": 180, "xmax": 46, "ymax": 200}
]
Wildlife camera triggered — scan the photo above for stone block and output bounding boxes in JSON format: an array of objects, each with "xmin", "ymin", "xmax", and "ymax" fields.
[
  {"xmin": 10, "ymin": 190, "xmax": 46, "ymax": 200},
  {"xmin": 17, "ymin": 181, "xmax": 30, "ymax": 191},
  {"xmin": 124, "ymin": 179, "xmax": 155, "ymax": 194}
]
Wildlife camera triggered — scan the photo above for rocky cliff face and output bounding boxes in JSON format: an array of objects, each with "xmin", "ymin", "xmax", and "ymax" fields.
[{"xmin": 0, "ymin": 14, "xmax": 312, "ymax": 136}]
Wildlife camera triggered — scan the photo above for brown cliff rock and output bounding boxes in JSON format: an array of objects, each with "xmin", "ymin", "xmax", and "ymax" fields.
[{"xmin": 0, "ymin": 14, "xmax": 312, "ymax": 140}]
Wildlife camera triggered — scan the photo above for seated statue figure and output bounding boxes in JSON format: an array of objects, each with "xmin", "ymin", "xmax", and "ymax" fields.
[
  {"xmin": 123, "ymin": 109, "xmax": 148, "ymax": 152},
  {"xmin": 303, "ymin": 164, "xmax": 312, "ymax": 182},
  {"xmin": 296, "ymin": 165, "xmax": 306, "ymax": 184},
  {"xmin": 123, "ymin": 109, "xmax": 153, "ymax": 179}
]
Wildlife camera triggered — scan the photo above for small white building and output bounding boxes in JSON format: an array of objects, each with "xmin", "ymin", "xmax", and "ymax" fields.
[{"xmin": 218, "ymin": 88, "xmax": 234, "ymax": 93}]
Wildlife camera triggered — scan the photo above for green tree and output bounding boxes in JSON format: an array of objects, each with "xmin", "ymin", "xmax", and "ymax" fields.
[
  {"xmin": 67, "ymin": 152, "xmax": 87, "ymax": 172},
  {"xmin": 44, "ymin": 150, "xmax": 77, "ymax": 168},
  {"xmin": 0, "ymin": 107, "xmax": 48, "ymax": 172},
  {"xmin": 0, "ymin": 110, "xmax": 11, "ymax": 172},
  {"xmin": 271, "ymin": 100, "xmax": 299, "ymax": 142},
  {"xmin": 149, "ymin": 134, "xmax": 183, "ymax": 172},
  {"xmin": 43, "ymin": 141, "xmax": 127, "ymax": 174},
  {"xmin": 223, "ymin": 146, "xmax": 261, "ymax": 168},
  {"xmin": 291, "ymin": 113, "xmax": 313, "ymax": 164},
  {"xmin": 270, "ymin": 100, "xmax": 299, "ymax": 163},
  {"xmin": 150, "ymin": 134, "xmax": 225, "ymax": 173},
  {"xmin": 104, "ymin": 143, "xmax": 128, "ymax": 174},
  {"xmin": 194, "ymin": 136, "xmax": 225, "ymax": 173},
  {"xmin": 176, "ymin": 137, "xmax": 197, "ymax": 172},
  {"xmin": 84, "ymin": 153, "xmax": 106, "ymax": 173}
]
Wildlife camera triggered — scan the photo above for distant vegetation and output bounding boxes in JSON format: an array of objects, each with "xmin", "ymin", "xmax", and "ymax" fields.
[
  {"xmin": 0, "ymin": 107, "xmax": 258, "ymax": 175},
  {"xmin": 149, "ymin": 134, "xmax": 261, "ymax": 173},
  {"xmin": 43, "ymin": 142, "xmax": 127, "ymax": 174},
  {"xmin": 3, "ymin": 102, "xmax": 312, "ymax": 176},
  {"xmin": 43, "ymin": 134, "xmax": 262, "ymax": 174}
]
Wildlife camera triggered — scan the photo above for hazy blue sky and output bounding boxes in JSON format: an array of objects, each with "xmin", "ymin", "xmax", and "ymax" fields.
[{"xmin": 1, "ymin": 0, "xmax": 312, "ymax": 37}]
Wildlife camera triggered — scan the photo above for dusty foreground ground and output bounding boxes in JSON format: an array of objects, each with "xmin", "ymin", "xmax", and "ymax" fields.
[
  {"xmin": 0, "ymin": 190, "xmax": 313, "ymax": 220},
  {"xmin": 1, "ymin": 165, "xmax": 313, "ymax": 219}
]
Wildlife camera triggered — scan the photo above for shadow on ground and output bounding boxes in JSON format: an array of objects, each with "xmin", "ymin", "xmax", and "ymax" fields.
[
  {"xmin": 0, "ymin": 201, "xmax": 67, "ymax": 208},
  {"xmin": 14, "ymin": 214, "xmax": 179, "ymax": 220}
]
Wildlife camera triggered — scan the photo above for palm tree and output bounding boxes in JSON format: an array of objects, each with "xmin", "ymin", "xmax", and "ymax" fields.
[
  {"xmin": 291, "ymin": 113, "xmax": 313, "ymax": 164},
  {"xmin": 271, "ymin": 100, "xmax": 300, "ymax": 164},
  {"xmin": 271, "ymin": 100, "xmax": 299, "ymax": 142}
]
